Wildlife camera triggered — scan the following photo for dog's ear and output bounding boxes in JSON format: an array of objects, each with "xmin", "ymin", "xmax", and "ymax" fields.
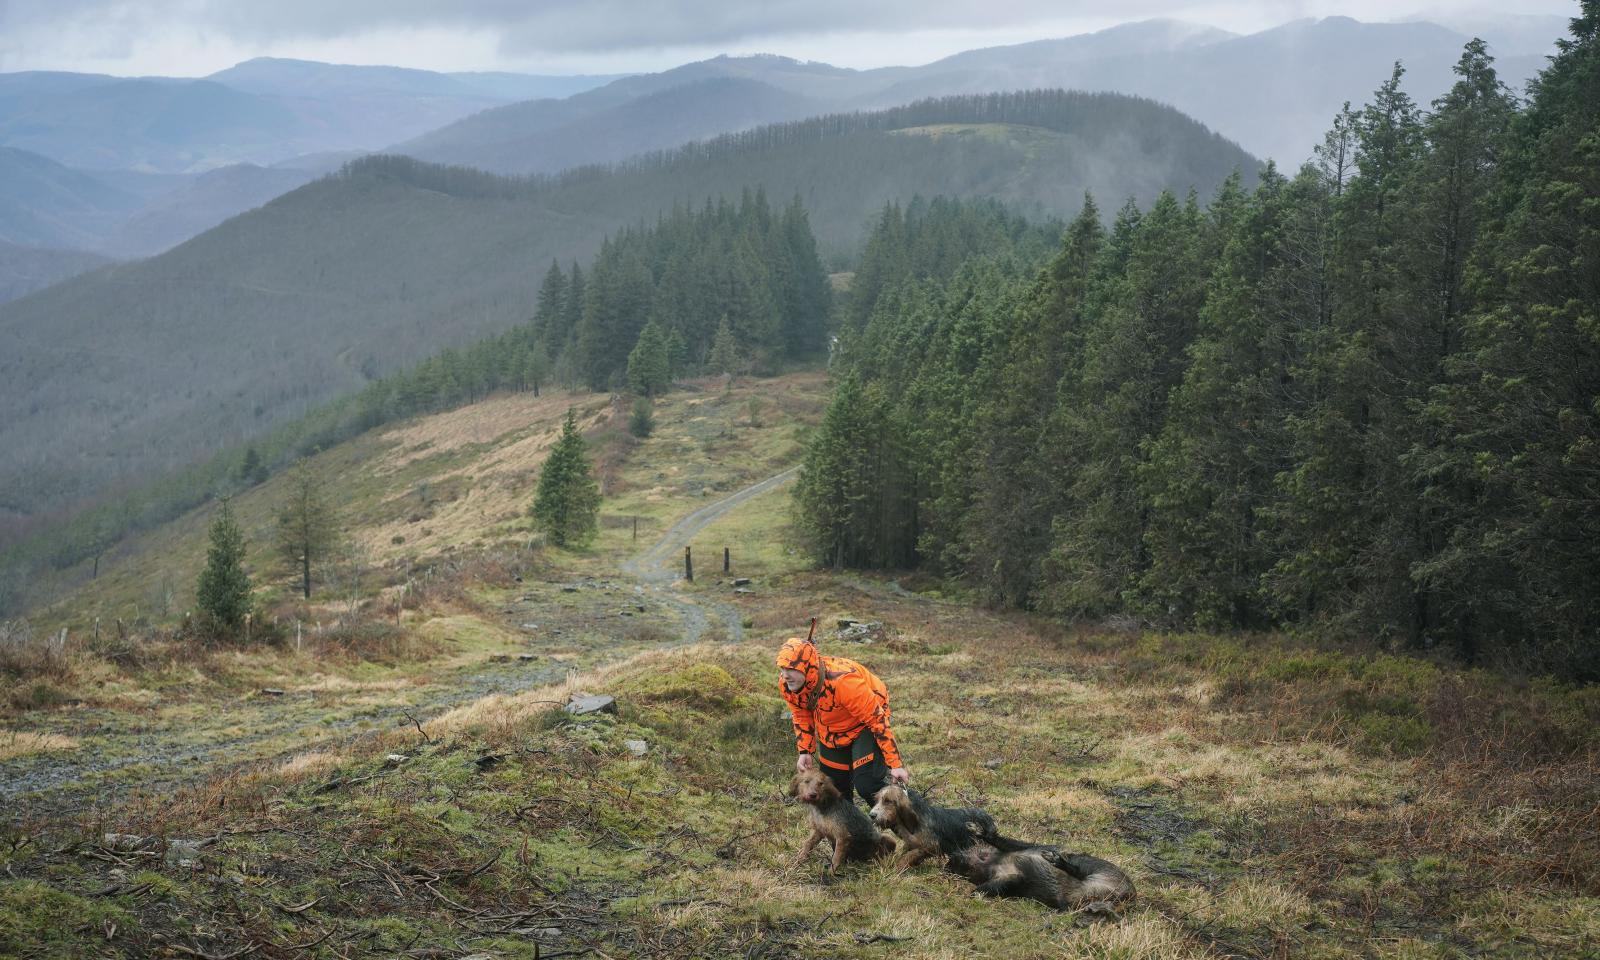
[
  {"xmin": 897, "ymin": 791, "xmax": 920, "ymax": 833},
  {"xmin": 787, "ymin": 773, "xmax": 800, "ymax": 798},
  {"xmin": 814, "ymin": 774, "xmax": 840, "ymax": 803}
]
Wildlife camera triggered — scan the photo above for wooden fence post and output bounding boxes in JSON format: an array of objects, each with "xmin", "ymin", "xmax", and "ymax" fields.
[{"xmin": 685, "ymin": 546, "xmax": 693, "ymax": 582}]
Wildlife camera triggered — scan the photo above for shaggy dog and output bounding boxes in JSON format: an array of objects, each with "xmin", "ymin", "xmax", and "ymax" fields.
[
  {"xmin": 947, "ymin": 841, "xmax": 1135, "ymax": 910},
  {"xmin": 868, "ymin": 784, "xmax": 1002, "ymax": 868},
  {"xmin": 789, "ymin": 766, "xmax": 897, "ymax": 874}
]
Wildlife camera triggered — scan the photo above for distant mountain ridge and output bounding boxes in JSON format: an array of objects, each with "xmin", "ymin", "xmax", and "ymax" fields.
[
  {"xmin": 396, "ymin": 17, "xmax": 1548, "ymax": 177},
  {"xmin": 0, "ymin": 60, "xmax": 622, "ymax": 174},
  {"xmin": 0, "ymin": 16, "xmax": 1551, "ymax": 263},
  {"xmin": 0, "ymin": 89, "xmax": 1259, "ymax": 539}
]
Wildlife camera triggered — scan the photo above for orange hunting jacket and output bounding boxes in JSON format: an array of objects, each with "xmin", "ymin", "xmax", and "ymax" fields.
[{"xmin": 780, "ymin": 654, "xmax": 903, "ymax": 769}]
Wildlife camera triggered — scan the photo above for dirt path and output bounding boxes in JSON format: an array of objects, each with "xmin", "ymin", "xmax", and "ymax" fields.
[
  {"xmin": 1, "ymin": 468, "xmax": 800, "ymax": 812},
  {"xmin": 621, "ymin": 465, "xmax": 799, "ymax": 643}
]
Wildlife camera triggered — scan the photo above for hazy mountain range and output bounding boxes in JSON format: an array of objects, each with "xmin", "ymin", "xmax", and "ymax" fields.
[{"xmin": 0, "ymin": 15, "xmax": 1555, "ymax": 269}]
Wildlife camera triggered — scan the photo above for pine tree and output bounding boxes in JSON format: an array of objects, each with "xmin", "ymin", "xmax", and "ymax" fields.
[
  {"xmin": 964, "ymin": 198, "xmax": 1103, "ymax": 606},
  {"xmin": 794, "ymin": 376, "xmax": 878, "ymax": 567},
  {"xmin": 276, "ymin": 458, "xmax": 339, "ymax": 600},
  {"xmin": 196, "ymin": 497, "xmax": 252, "ymax": 632},
  {"xmin": 1415, "ymin": 8, "xmax": 1600, "ymax": 675},
  {"xmin": 237, "ymin": 447, "xmax": 267, "ymax": 487},
  {"xmin": 1261, "ymin": 63, "xmax": 1428, "ymax": 640},
  {"xmin": 534, "ymin": 260, "xmax": 568, "ymax": 344},
  {"xmin": 532, "ymin": 410, "xmax": 601, "ymax": 548},
  {"xmin": 626, "ymin": 321, "xmax": 672, "ymax": 397},
  {"xmin": 1042, "ymin": 191, "xmax": 1210, "ymax": 617},
  {"xmin": 705, "ymin": 315, "xmax": 742, "ymax": 375},
  {"xmin": 1140, "ymin": 166, "xmax": 1324, "ymax": 628}
]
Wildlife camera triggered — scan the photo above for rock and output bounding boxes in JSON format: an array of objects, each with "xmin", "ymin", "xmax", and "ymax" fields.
[
  {"xmin": 520, "ymin": 622, "xmax": 539, "ymax": 631},
  {"xmin": 565, "ymin": 694, "xmax": 617, "ymax": 716},
  {"xmin": 619, "ymin": 610, "xmax": 633, "ymax": 617},
  {"xmin": 165, "ymin": 839, "xmax": 204, "ymax": 867},
  {"xmin": 635, "ymin": 604, "xmax": 646, "ymax": 613},
  {"xmin": 518, "ymin": 653, "xmax": 537, "ymax": 661},
  {"xmin": 473, "ymin": 753, "xmax": 506, "ymax": 770},
  {"xmin": 260, "ymin": 688, "xmax": 285, "ymax": 696},
  {"xmin": 384, "ymin": 754, "xmax": 410, "ymax": 768},
  {"xmin": 624, "ymin": 739, "xmax": 649, "ymax": 757},
  {"xmin": 834, "ymin": 620, "xmax": 886, "ymax": 644},
  {"xmin": 562, "ymin": 585, "xmax": 579, "ymax": 593},
  {"xmin": 734, "ymin": 588, "xmax": 754, "ymax": 595},
  {"xmin": 103, "ymin": 833, "xmax": 149, "ymax": 852},
  {"xmin": 983, "ymin": 758, "xmax": 1003, "ymax": 770},
  {"xmin": 732, "ymin": 578, "xmax": 752, "ymax": 587}
]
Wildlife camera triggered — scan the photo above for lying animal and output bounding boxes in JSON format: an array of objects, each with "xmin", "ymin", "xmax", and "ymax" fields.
[
  {"xmin": 869, "ymin": 784, "xmax": 1001, "ymax": 868},
  {"xmin": 947, "ymin": 841, "xmax": 1135, "ymax": 910},
  {"xmin": 789, "ymin": 766, "xmax": 897, "ymax": 874}
]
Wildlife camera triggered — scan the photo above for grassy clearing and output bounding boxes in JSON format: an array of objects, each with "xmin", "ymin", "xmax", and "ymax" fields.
[{"xmin": 3, "ymin": 572, "xmax": 1594, "ymax": 958}]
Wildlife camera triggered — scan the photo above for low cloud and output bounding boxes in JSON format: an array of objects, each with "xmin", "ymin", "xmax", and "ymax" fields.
[{"xmin": 0, "ymin": 0, "xmax": 1578, "ymax": 73}]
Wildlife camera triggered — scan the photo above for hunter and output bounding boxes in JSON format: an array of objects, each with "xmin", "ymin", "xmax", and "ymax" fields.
[{"xmin": 776, "ymin": 634, "xmax": 910, "ymax": 805}]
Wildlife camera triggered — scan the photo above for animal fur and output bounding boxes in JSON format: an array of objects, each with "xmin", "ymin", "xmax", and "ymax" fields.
[
  {"xmin": 869, "ymin": 784, "xmax": 1000, "ymax": 868},
  {"xmin": 947, "ymin": 841, "xmax": 1135, "ymax": 910},
  {"xmin": 789, "ymin": 767, "xmax": 896, "ymax": 874}
]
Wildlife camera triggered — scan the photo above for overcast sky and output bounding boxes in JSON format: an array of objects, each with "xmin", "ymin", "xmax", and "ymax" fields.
[{"xmin": 0, "ymin": 0, "xmax": 1580, "ymax": 76}]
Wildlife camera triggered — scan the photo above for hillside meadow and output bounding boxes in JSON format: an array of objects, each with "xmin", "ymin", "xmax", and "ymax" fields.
[{"xmin": 1, "ymin": 372, "xmax": 1595, "ymax": 958}]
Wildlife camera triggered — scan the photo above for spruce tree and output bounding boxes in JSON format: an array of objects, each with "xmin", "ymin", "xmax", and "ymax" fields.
[
  {"xmin": 1416, "ymin": 7, "xmax": 1600, "ymax": 675},
  {"xmin": 1043, "ymin": 191, "xmax": 1210, "ymax": 617},
  {"xmin": 196, "ymin": 498, "xmax": 252, "ymax": 632},
  {"xmin": 706, "ymin": 316, "xmax": 742, "ymax": 375},
  {"xmin": 626, "ymin": 321, "xmax": 672, "ymax": 397},
  {"xmin": 534, "ymin": 260, "xmax": 568, "ymax": 344},
  {"xmin": 532, "ymin": 410, "xmax": 601, "ymax": 548},
  {"xmin": 794, "ymin": 376, "xmax": 877, "ymax": 567},
  {"xmin": 276, "ymin": 458, "xmax": 339, "ymax": 600}
]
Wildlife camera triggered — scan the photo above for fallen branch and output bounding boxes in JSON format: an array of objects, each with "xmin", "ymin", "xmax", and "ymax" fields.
[
  {"xmin": 168, "ymin": 942, "xmax": 260, "ymax": 960},
  {"xmin": 403, "ymin": 711, "xmax": 436, "ymax": 745}
]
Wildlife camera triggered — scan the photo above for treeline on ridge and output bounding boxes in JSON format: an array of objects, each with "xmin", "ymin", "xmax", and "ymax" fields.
[
  {"xmin": 534, "ymin": 188, "xmax": 830, "ymax": 390},
  {"xmin": 797, "ymin": 29, "xmax": 1600, "ymax": 679}
]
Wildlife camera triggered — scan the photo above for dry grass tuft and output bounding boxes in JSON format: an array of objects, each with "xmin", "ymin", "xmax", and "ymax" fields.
[
  {"xmin": 0, "ymin": 730, "xmax": 79, "ymax": 759},
  {"xmin": 276, "ymin": 750, "xmax": 344, "ymax": 779}
]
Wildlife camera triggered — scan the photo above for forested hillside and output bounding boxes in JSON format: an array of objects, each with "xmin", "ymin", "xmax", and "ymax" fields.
[
  {"xmin": 0, "ymin": 90, "xmax": 1257, "ymax": 551},
  {"xmin": 0, "ymin": 240, "xmax": 109, "ymax": 305},
  {"xmin": 799, "ymin": 27, "xmax": 1600, "ymax": 678}
]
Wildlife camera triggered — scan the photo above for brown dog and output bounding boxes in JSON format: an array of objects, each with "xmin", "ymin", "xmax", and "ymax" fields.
[
  {"xmin": 869, "ymin": 784, "xmax": 1000, "ymax": 868},
  {"xmin": 789, "ymin": 766, "xmax": 896, "ymax": 874},
  {"xmin": 947, "ymin": 842, "xmax": 1135, "ymax": 910}
]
